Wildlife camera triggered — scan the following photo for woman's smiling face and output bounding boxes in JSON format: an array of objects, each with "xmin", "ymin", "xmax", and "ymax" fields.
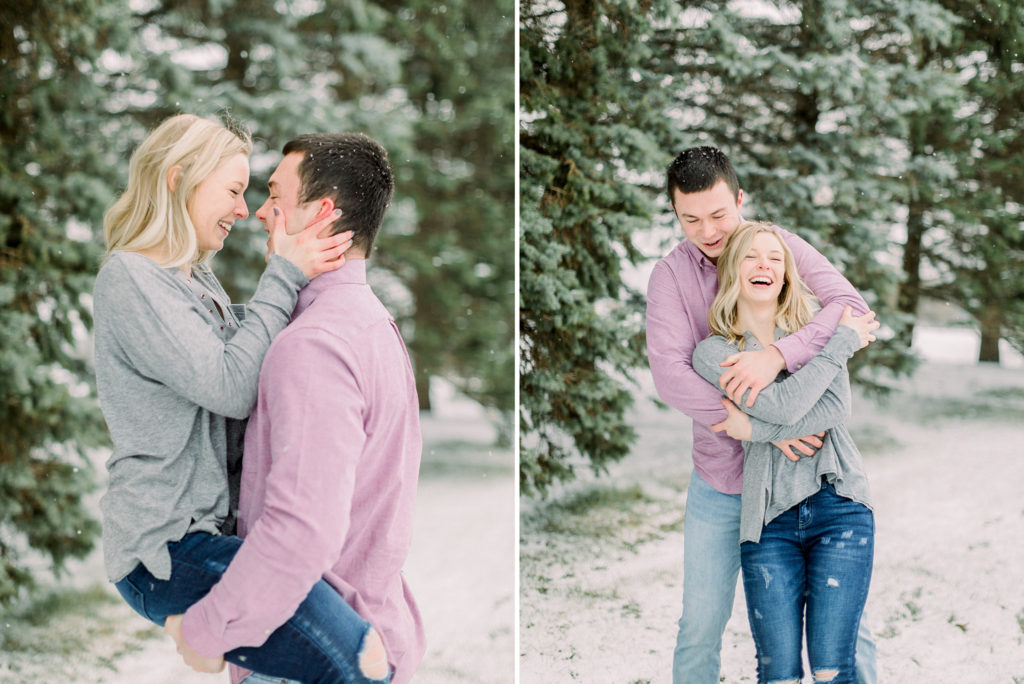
[
  {"xmin": 737, "ymin": 231, "xmax": 786, "ymax": 305},
  {"xmin": 187, "ymin": 153, "xmax": 250, "ymax": 252}
]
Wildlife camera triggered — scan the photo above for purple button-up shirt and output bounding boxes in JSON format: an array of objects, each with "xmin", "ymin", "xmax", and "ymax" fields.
[
  {"xmin": 181, "ymin": 260, "xmax": 425, "ymax": 684},
  {"xmin": 645, "ymin": 227, "xmax": 868, "ymax": 495}
]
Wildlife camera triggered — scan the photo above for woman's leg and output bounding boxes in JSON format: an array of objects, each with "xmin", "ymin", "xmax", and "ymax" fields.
[
  {"xmin": 228, "ymin": 579, "xmax": 387, "ymax": 684},
  {"xmin": 803, "ymin": 485, "xmax": 875, "ymax": 684},
  {"xmin": 114, "ymin": 532, "xmax": 387, "ymax": 683},
  {"xmin": 740, "ymin": 506, "xmax": 807, "ymax": 684}
]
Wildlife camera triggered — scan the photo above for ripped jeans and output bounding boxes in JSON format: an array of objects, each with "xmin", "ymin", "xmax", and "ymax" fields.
[
  {"xmin": 741, "ymin": 483, "xmax": 874, "ymax": 684},
  {"xmin": 114, "ymin": 532, "xmax": 389, "ymax": 684}
]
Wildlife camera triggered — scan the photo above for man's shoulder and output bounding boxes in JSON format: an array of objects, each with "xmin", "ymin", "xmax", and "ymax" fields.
[
  {"xmin": 277, "ymin": 290, "xmax": 394, "ymax": 351},
  {"xmin": 654, "ymin": 241, "xmax": 691, "ymax": 266},
  {"xmin": 774, "ymin": 225, "xmax": 817, "ymax": 254},
  {"xmin": 650, "ymin": 242, "xmax": 699, "ymax": 281}
]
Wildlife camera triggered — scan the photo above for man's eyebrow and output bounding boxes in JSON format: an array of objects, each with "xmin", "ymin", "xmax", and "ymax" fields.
[{"xmin": 679, "ymin": 205, "xmax": 729, "ymax": 218}]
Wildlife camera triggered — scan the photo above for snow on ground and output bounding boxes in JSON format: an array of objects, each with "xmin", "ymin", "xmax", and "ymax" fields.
[
  {"xmin": 520, "ymin": 328, "xmax": 1024, "ymax": 683},
  {"xmin": 0, "ymin": 382, "xmax": 514, "ymax": 684}
]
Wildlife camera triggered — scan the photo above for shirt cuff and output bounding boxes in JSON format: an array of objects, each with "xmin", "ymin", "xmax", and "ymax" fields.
[
  {"xmin": 771, "ymin": 334, "xmax": 802, "ymax": 373},
  {"xmin": 180, "ymin": 603, "xmax": 236, "ymax": 659}
]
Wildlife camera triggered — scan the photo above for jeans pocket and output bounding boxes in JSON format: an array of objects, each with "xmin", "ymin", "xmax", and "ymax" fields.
[{"xmin": 115, "ymin": 572, "xmax": 153, "ymax": 624}]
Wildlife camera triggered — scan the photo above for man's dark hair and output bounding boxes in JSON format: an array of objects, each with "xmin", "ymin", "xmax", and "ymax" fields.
[
  {"xmin": 283, "ymin": 133, "xmax": 395, "ymax": 254},
  {"xmin": 666, "ymin": 146, "xmax": 740, "ymax": 206}
]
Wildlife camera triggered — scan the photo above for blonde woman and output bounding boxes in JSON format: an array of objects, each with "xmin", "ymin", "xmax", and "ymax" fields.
[
  {"xmin": 691, "ymin": 221, "xmax": 879, "ymax": 684},
  {"xmin": 93, "ymin": 114, "xmax": 389, "ymax": 682}
]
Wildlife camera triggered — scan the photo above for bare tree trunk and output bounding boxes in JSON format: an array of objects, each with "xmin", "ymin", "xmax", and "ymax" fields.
[
  {"xmin": 897, "ymin": 196, "xmax": 926, "ymax": 347},
  {"xmin": 978, "ymin": 301, "xmax": 1002, "ymax": 363}
]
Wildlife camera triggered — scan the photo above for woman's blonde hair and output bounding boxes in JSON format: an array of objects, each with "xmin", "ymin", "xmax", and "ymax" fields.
[
  {"xmin": 708, "ymin": 221, "xmax": 817, "ymax": 348},
  {"xmin": 104, "ymin": 114, "xmax": 252, "ymax": 268}
]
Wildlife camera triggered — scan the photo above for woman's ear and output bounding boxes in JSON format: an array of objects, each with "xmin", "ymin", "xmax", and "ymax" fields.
[{"xmin": 167, "ymin": 165, "xmax": 183, "ymax": 192}]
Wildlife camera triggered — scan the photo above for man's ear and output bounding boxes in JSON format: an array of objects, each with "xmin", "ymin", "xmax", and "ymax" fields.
[
  {"xmin": 736, "ymin": 188, "xmax": 744, "ymax": 211},
  {"xmin": 167, "ymin": 165, "xmax": 183, "ymax": 192},
  {"xmin": 312, "ymin": 197, "xmax": 335, "ymax": 222}
]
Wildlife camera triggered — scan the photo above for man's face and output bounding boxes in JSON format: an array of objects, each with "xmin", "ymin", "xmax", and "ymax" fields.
[
  {"xmin": 671, "ymin": 180, "xmax": 743, "ymax": 262},
  {"xmin": 255, "ymin": 152, "xmax": 318, "ymax": 239}
]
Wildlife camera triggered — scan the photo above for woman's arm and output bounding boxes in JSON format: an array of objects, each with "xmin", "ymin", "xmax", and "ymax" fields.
[
  {"xmin": 746, "ymin": 369, "xmax": 852, "ymax": 443},
  {"xmin": 737, "ymin": 326, "xmax": 859, "ymax": 426},
  {"xmin": 95, "ymin": 253, "xmax": 306, "ymax": 419},
  {"xmin": 693, "ymin": 326, "xmax": 858, "ymax": 426}
]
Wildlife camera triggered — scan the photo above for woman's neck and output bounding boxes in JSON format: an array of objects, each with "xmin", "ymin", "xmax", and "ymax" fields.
[{"xmin": 736, "ymin": 299, "xmax": 778, "ymax": 348}]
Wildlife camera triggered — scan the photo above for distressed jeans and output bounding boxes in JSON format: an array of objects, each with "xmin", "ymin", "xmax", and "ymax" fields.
[
  {"xmin": 114, "ymin": 532, "xmax": 389, "ymax": 684},
  {"xmin": 740, "ymin": 483, "xmax": 875, "ymax": 684},
  {"xmin": 672, "ymin": 470, "xmax": 877, "ymax": 684}
]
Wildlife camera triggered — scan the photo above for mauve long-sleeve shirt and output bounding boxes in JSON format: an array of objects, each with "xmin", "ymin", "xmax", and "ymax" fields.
[
  {"xmin": 645, "ymin": 227, "xmax": 868, "ymax": 495},
  {"xmin": 180, "ymin": 260, "xmax": 426, "ymax": 684}
]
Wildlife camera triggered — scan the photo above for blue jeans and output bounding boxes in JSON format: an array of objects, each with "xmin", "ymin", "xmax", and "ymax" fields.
[
  {"xmin": 241, "ymin": 674, "xmax": 300, "ymax": 684},
  {"xmin": 114, "ymin": 532, "xmax": 388, "ymax": 684},
  {"xmin": 672, "ymin": 470, "xmax": 877, "ymax": 684},
  {"xmin": 741, "ymin": 483, "xmax": 874, "ymax": 684}
]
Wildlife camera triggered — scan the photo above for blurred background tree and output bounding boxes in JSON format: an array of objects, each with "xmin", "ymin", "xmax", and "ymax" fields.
[
  {"xmin": 0, "ymin": 0, "xmax": 130, "ymax": 607},
  {"xmin": 519, "ymin": 0, "xmax": 677, "ymax": 496},
  {"xmin": 0, "ymin": 0, "xmax": 513, "ymax": 604},
  {"xmin": 519, "ymin": 0, "xmax": 1023, "ymax": 494}
]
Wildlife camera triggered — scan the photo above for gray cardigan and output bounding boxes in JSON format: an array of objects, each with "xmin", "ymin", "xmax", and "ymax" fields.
[
  {"xmin": 692, "ymin": 325, "xmax": 872, "ymax": 544},
  {"xmin": 93, "ymin": 251, "xmax": 307, "ymax": 582}
]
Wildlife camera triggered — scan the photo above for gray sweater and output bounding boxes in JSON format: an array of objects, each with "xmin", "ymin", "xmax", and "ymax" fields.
[
  {"xmin": 93, "ymin": 251, "xmax": 307, "ymax": 582},
  {"xmin": 692, "ymin": 325, "xmax": 872, "ymax": 544}
]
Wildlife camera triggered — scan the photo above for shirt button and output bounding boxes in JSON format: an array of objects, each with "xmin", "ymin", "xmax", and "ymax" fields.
[{"xmin": 796, "ymin": 364, "xmax": 803, "ymax": 369}]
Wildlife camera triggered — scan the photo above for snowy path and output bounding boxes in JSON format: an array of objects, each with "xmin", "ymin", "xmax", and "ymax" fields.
[
  {"xmin": 102, "ymin": 468, "xmax": 515, "ymax": 684},
  {"xmin": 521, "ymin": 358, "xmax": 1024, "ymax": 683},
  {"xmin": 0, "ymin": 408, "xmax": 514, "ymax": 684}
]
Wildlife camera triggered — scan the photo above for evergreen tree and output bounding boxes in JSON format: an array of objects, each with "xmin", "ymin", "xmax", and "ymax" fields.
[
  {"xmin": 0, "ymin": 0, "xmax": 514, "ymax": 603},
  {"xmin": 123, "ymin": 0, "xmax": 515, "ymax": 428},
  {"xmin": 0, "ymin": 0, "xmax": 132, "ymax": 605},
  {"xmin": 374, "ymin": 0, "xmax": 516, "ymax": 430},
  {"xmin": 924, "ymin": 0, "xmax": 1024, "ymax": 362},
  {"xmin": 657, "ymin": 0, "xmax": 922, "ymax": 388},
  {"xmin": 519, "ymin": 0, "xmax": 677, "ymax": 495}
]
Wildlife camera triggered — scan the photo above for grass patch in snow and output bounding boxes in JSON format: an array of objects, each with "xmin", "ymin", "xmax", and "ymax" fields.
[
  {"xmin": 524, "ymin": 484, "xmax": 661, "ymax": 540},
  {"xmin": 0, "ymin": 584, "xmax": 159, "ymax": 682},
  {"xmin": 913, "ymin": 395, "xmax": 1024, "ymax": 423}
]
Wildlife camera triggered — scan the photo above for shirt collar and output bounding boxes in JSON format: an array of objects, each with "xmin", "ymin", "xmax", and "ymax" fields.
[
  {"xmin": 741, "ymin": 327, "xmax": 788, "ymax": 349},
  {"xmin": 295, "ymin": 258, "xmax": 367, "ymax": 317},
  {"xmin": 680, "ymin": 239, "xmax": 716, "ymax": 272}
]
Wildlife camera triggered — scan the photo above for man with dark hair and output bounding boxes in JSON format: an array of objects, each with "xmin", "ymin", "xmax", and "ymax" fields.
[
  {"xmin": 281, "ymin": 133, "xmax": 394, "ymax": 253},
  {"xmin": 164, "ymin": 133, "xmax": 425, "ymax": 684},
  {"xmin": 646, "ymin": 145, "xmax": 878, "ymax": 683}
]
